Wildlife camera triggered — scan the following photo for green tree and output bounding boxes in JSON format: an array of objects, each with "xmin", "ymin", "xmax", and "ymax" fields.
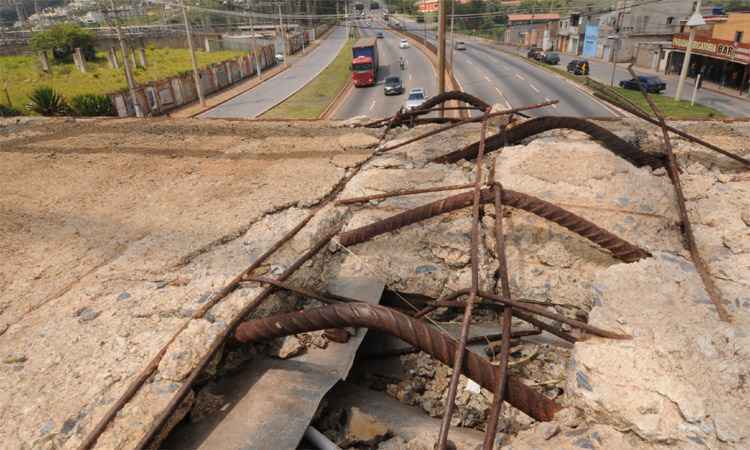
[{"xmin": 30, "ymin": 23, "xmax": 96, "ymax": 62}]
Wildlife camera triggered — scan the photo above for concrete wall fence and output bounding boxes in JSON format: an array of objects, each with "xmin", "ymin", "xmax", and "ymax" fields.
[{"xmin": 109, "ymin": 23, "xmax": 333, "ymax": 117}]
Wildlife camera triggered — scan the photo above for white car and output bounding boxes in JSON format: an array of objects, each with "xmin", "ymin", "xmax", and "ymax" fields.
[
  {"xmin": 405, "ymin": 88, "xmax": 425, "ymax": 110},
  {"xmin": 399, "ymin": 39, "xmax": 409, "ymax": 49},
  {"xmin": 275, "ymin": 53, "xmax": 284, "ymax": 62}
]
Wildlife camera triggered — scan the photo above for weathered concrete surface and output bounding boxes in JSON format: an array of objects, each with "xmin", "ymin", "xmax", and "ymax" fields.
[
  {"xmin": 0, "ymin": 117, "xmax": 378, "ymax": 449},
  {"xmin": 1, "ymin": 115, "xmax": 748, "ymax": 450}
]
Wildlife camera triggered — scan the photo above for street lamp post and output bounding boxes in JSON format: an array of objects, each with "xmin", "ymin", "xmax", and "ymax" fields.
[{"xmin": 675, "ymin": 0, "xmax": 705, "ymax": 101}]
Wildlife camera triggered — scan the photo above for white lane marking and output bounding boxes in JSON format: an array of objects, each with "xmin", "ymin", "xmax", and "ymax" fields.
[
  {"xmin": 495, "ymin": 86, "xmax": 511, "ymax": 109},
  {"xmin": 529, "ymin": 83, "xmax": 540, "ymax": 93},
  {"xmin": 483, "ymin": 75, "xmax": 491, "ymax": 83},
  {"xmin": 467, "ymin": 60, "xmax": 474, "ymax": 65},
  {"xmin": 369, "ymin": 100, "xmax": 376, "ymax": 112},
  {"xmin": 409, "ymin": 74, "xmax": 413, "ymax": 81},
  {"xmin": 545, "ymin": 97, "xmax": 558, "ymax": 109},
  {"xmin": 515, "ymin": 73, "xmax": 525, "ymax": 81}
]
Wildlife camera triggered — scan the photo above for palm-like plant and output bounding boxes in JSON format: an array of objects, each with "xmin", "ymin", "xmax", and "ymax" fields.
[{"xmin": 27, "ymin": 86, "xmax": 68, "ymax": 116}]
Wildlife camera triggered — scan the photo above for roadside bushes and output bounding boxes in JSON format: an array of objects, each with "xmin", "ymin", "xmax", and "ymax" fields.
[
  {"xmin": 25, "ymin": 86, "xmax": 114, "ymax": 116},
  {"xmin": 27, "ymin": 86, "xmax": 68, "ymax": 115},
  {"xmin": 0, "ymin": 104, "xmax": 21, "ymax": 117},
  {"xmin": 70, "ymin": 94, "xmax": 115, "ymax": 116}
]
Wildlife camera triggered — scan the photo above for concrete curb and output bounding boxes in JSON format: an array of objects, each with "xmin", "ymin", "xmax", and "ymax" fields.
[{"xmin": 320, "ymin": 79, "xmax": 354, "ymax": 119}]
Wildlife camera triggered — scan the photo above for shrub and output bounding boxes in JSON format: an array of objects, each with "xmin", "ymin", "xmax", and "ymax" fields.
[
  {"xmin": 26, "ymin": 86, "xmax": 68, "ymax": 116},
  {"xmin": 70, "ymin": 94, "xmax": 115, "ymax": 116},
  {"xmin": 0, "ymin": 104, "xmax": 21, "ymax": 117},
  {"xmin": 30, "ymin": 23, "xmax": 96, "ymax": 62}
]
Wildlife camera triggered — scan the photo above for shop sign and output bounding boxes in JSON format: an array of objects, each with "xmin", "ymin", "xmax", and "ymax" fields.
[{"xmin": 673, "ymin": 36, "xmax": 744, "ymax": 61}]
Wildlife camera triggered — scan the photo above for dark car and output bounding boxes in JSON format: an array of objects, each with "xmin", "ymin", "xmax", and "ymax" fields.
[
  {"xmin": 527, "ymin": 47, "xmax": 542, "ymax": 59},
  {"xmin": 384, "ymin": 76, "xmax": 404, "ymax": 95},
  {"xmin": 620, "ymin": 76, "xmax": 667, "ymax": 93},
  {"xmin": 542, "ymin": 52, "xmax": 560, "ymax": 65},
  {"xmin": 376, "ymin": 31, "xmax": 384, "ymax": 38},
  {"xmin": 567, "ymin": 59, "xmax": 590, "ymax": 75}
]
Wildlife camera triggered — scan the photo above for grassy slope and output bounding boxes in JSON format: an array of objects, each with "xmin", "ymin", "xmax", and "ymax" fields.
[
  {"xmin": 262, "ymin": 38, "xmax": 354, "ymax": 119},
  {"xmin": 0, "ymin": 48, "xmax": 245, "ymax": 110}
]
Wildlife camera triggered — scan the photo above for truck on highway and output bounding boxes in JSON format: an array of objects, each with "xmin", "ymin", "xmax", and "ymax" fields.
[{"xmin": 351, "ymin": 37, "xmax": 379, "ymax": 87}]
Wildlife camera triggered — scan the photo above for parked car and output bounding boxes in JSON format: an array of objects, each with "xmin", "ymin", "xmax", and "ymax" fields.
[
  {"xmin": 527, "ymin": 47, "xmax": 542, "ymax": 59},
  {"xmin": 405, "ymin": 88, "xmax": 426, "ymax": 110},
  {"xmin": 566, "ymin": 59, "xmax": 590, "ymax": 75},
  {"xmin": 376, "ymin": 31, "xmax": 384, "ymax": 38},
  {"xmin": 384, "ymin": 76, "xmax": 404, "ymax": 95},
  {"xmin": 542, "ymin": 52, "xmax": 560, "ymax": 65},
  {"xmin": 454, "ymin": 41, "xmax": 466, "ymax": 50},
  {"xmin": 399, "ymin": 38, "xmax": 409, "ymax": 49},
  {"xmin": 620, "ymin": 76, "xmax": 667, "ymax": 93},
  {"xmin": 275, "ymin": 53, "xmax": 284, "ymax": 62}
]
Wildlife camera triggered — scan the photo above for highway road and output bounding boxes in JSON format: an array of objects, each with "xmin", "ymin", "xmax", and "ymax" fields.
[
  {"xmin": 333, "ymin": 19, "xmax": 437, "ymax": 119},
  {"xmin": 555, "ymin": 52, "xmax": 750, "ymax": 117},
  {"xmin": 200, "ymin": 26, "xmax": 347, "ymax": 119},
  {"xmin": 396, "ymin": 16, "xmax": 615, "ymax": 118}
]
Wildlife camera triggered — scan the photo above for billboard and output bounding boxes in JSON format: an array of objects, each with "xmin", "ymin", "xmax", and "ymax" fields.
[{"xmin": 583, "ymin": 24, "xmax": 599, "ymax": 57}]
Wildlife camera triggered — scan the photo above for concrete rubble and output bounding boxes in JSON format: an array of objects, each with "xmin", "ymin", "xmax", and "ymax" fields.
[{"xmin": 0, "ymin": 114, "xmax": 748, "ymax": 449}]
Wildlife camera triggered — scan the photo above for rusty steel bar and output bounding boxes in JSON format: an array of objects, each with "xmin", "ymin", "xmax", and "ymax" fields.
[
  {"xmin": 363, "ymin": 91, "xmax": 491, "ymax": 128},
  {"xmin": 512, "ymin": 310, "xmax": 577, "ymax": 344},
  {"xmin": 379, "ymin": 100, "xmax": 559, "ymax": 154},
  {"xmin": 338, "ymin": 188, "xmax": 651, "ymax": 263},
  {"xmin": 336, "ymin": 183, "xmax": 474, "ymax": 206},
  {"xmin": 135, "ymin": 225, "xmax": 342, "ymax": 450},
  {"xmin": 235, "ymin": 303, "xmax": 562, "ymax": 422},
  {"xmin": 438, "ymin": 108, "xmax": 490, "ymax": 450},
  {"xmin": 477, "ymin": 291, "xmax": 629, "ymax": 339},
  {"xmin": 626, "ymin": 65, "xmax": 732, "ymax": 323},
  {"xmin": 414, "ymin": 288, "xmax": 471, "ymax": 318},
  {"xmin": 79, "ymin": 208, "xmax": 320, "ymax": 450},
  {"xmin": 366, "ymin": 329, "xmax": 542, "ymax": 360},
  {"xmin": 483, "ymin": 183, "xmax": 513, "ymax": 450},
  {"xmin": 431, "ymin": 116, "xmax": 665, "ymax": 169},
  {"xmin": 594, "ymin": 84, "xmax": 750, "ymax": 168},
  {"xmin": 241, "ymin": 276, "xmax": 360, "ymax": 305}
]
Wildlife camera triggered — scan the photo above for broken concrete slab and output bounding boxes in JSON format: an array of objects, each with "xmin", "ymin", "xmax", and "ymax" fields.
[{"xmin": 161, "ymin": 277, "xmax": 384, "ymax": 450}]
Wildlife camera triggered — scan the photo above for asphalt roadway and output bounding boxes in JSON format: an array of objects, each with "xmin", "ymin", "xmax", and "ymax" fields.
[
  {"xmin": 395, "ymin": 16, "xmax": 615, "ymax": 119},
  {"xmin": 554, "ymin": 52, "xmax": 750, "ymax": 117},
  {"xmin": 201, "ymin": 26, "xmax": 348, "ymax": 119},
  {"xmin": 333, "ymin": 19, "xmax": 438, "ymax": 119}
]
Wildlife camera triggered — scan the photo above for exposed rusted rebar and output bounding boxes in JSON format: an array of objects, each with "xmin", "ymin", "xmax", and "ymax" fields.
[
  {"xmin": 337, "ymin": 188, "xmax": 651, "ymax": 263},
  {"xmin": 626, "ymin": 64, "xmax": 732, "ymax": 322},
  {"xmin": 378, "ymin": 101, "xmax": 558, "ymax": 154},
  {"xmin": 431, "ymin": 116, "xmax": 665, "ymax": 169},
  {"xmin": 235, "ymin": 303, "xmax": 562, "ymax": 422},
  {"xmin": 79, "ymin": 208, "xmax": 321, "ymax": 450},
  {"xmin": 592, "ymin": 82, "xmax": 750, "ymax": 168},
  {"xmin": 438, "ymin": 108, "xmax": 490, "ymax": 450},
  {"xmin": 135, "ymin": 225, "xmax": 342, "ymax": 450},
  {"xmin": 483, "ymin": 183, "xmax": 513, "ymax": 450},
  {"xmin": 336, "ymin": 183, "xmax": 474, "ymax": 205}
]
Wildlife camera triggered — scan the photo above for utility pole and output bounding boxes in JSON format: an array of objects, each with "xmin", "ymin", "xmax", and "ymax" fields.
[
  {"xmin": 449, "ymin": 0, "xmax": 455, "ymax": 67},
  {"xmin": 278, "ymin": 3, "xmax": 288, "ymax": 67},
  {"xmin": 437, "ymin": 0, "xmax": 446, "ymax": 116},
  {"xmin": 609, "ymin": 9, "xmax": 622, "ymax": 87},
  {"xmin": 182, "ymin": 0, "xmax": 205, "ymax": 106},
  {"xmin": 247, "ymin": 0, "xmax": 262, "ymax": 79},
  {"xmin": 109, "ymin": 0, "xmax": 143, "ymax": 117},
  {"xmin": 675, "ymin": 0, "xmax": 705, "ymax": 101}
]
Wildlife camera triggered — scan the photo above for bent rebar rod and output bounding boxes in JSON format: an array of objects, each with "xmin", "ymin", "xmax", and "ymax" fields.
[
  {"xmin": 338, "ymin": 188, "xmax": 651, "ymax": 263},
  {"xmin": 235, "ymin": 303, "xmax": 561, "ymax": 422},
  {"xmin": 431, "ymin": 116, "xmax": 665, "ymax": 169}
]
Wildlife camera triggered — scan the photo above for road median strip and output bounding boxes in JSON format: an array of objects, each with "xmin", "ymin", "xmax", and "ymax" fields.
[{"xmin": 262, "ymin": 38, "xmax": 354, "ymax": 120}]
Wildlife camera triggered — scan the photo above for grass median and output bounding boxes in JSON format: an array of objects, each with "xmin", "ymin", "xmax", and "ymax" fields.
[{"xmin": 262, "ymin": 38, "xmax": 354, "ymax": 119}]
